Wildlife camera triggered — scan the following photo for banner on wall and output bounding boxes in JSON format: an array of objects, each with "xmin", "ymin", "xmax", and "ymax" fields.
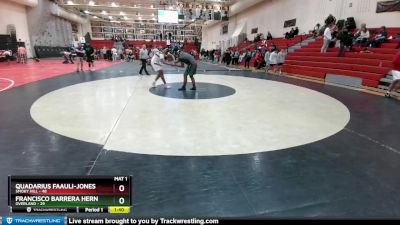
[
  {"xmin": 284, "ymin": 19, "xmax": 296, "ymax": 28},
  {"xmin": 376, "ymin": 0, "xmax": 400, "ymax": 13}
]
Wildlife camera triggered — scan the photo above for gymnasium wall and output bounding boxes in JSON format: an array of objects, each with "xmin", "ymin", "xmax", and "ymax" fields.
[
  {"xmin": 0, "ymin": 0, "xmax": 33, "ymax": 57},
  {"xmin": 26, "ymin": 0, "xmax": 74, "ymax": 53},
  {"xmin": 202, "ymin": 0, "xmax": 400, "ymax": 50}
]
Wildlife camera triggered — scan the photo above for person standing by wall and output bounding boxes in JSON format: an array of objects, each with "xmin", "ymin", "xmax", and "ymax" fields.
[
  {"xmin": 277, "ymin": 49, "xmax": 286, "ymax": 75},
  {"xmin": 139, "ymin": 44, "xmax": 150, "ymax": 75},
  {"xmin": 269, "ymin": 49, "xmax": 279, "ymax": 73},
  {"xmin": 244, "ymin": 48, "xmax": 252, "ymax": 69}
]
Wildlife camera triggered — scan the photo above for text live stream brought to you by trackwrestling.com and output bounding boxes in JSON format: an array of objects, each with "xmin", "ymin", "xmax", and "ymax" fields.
[{"xmin": 0, "ymin": 217, "xmax": 222, "ymax": 225}]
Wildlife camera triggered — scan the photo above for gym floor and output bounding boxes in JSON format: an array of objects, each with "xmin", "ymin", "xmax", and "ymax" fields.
[{"xmin": 0, "ymin": 60, "xmax": 400, "ymax": 218}]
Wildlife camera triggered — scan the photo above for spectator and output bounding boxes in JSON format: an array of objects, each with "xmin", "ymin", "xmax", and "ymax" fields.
[
  {"xmin": 95, "ymin": 49, "xmax": 101, "ymax": 60},
  {"xmin": 254, "ymin": 33, "xmax": 262, "ymax": 43},
  {"xmin": 285, "ymin": 32, "xmax": 290, "ymax": 39},
  {"xmin": 200, "ymin": 48, "xmax": 205, "ymax": 58},
  {"xmin": 264, "ymin": 49, "xmax": 271, "ymax": 72},
  {"xmin": 75, "ymin": 44, "xmax": 85, "ymax": 72},
  {"xmin": 239, "ymin": 51, "xmax": 245, "ymax": 64},
  {"xmin": 321, "ymin": 23, "xmax": 334, "ymax": 53},
  {"xmin": 244, "ymin": 48, "xmax": 252, "ymax": 69},
  {"xmin": 337, "ymin": 28, "xmax": 354, "ymax": 57},
  {"xmin": 371, "ymin": 26, "xmax": 387, "ymax": 48},
  {"xmin": 224, "ymin": 49, "xmax": 232, "ymax": 66},
  {"xmin": 289, "ymin": 28, "xmax": 295, "ymax": 38},
  {"xmin": 385, "ymin": 51, "xmax": 400, "ymax": 98},
  {"xmin": 269, "ymin": 49, "xmax": 279, "ymax": 73},
  {"xmin": 313, "ymin": 23, "xmax": 321, "ymax": 37},
  {"xmin": 293, "ymin": 27, "xmax": 299, "ymax": 36},
  {"xmin": 277, "ymin": 49, "xmax": 286, "ymax": 75},
  {"xmin": 106, "ymin": 49, "xmax": 112, "ymax": 61},
  {"xmin": 254, "ymin": 48, "xmax": 263, "ymax": 69},
  {"xmin": 260, "ymin": 45, "xmax": 266, "ymax": 56},
  {"xmin": 270, "ymin": 42, "xmax": 277, "ymax": 52},
  {"xmin": 267, "ymin": 32, "xmax": 273, "ymax": 40},
  {"xmin": 325, "ymin": 14, "xmax": 336, "ymax": 26},
  {"xmin": 17, "ymin": 45, "xmax": 27, "ymax": 64},
  {"xmin": 214, "ymin": 49, "xmax": 220, "ymax": 63},
  {"xmin": 354, "ymin": 23, "xmax": 370, "ymax": 47},
  {"xmin": 118, "ymin": 48, "xmax": 124, "ymax": 61},
  {"xmin": 111, "ymin": 47, "xmax": 118, "ymax": 61},
  {"xmin": 232, "ymin": 50, "xmax": 240, "ymax": 65},
  {"xmin": 101, "ymin": 46, "xmax": 107, "ymax": 60}
]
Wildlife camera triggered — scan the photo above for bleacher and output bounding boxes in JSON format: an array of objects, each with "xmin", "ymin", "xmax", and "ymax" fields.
[
  {"xmin": 236, "ymin": 35, "xmax": 309, "ymax": 67},
  {"xmin": 282, "ymin": 28, "xmax": 400, "ymax": 88}
]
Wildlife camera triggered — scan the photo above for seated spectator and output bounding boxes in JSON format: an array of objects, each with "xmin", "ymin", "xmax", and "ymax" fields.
[
  {"xmin": 289, "ymin": 28, "xmax": 295, "ymax": 38},
  {"xmin": 284, "ymin": 32, "xmax": 291, "ymax": 39},
  {"xmin": 337, "ymin": 28, "xmax": 354, "ymax": 57},
  {"xmin": 267, "ymin": 32, "xmax": 273, "ymax": 40},
  {"xmin": 254, "ymin": 33, "xmax": 262, "ymax": 43},
  {"xmin": 3, "ymin": 50, "xmax": 13, "ymax": 63},
  {"xmin": 312, "ymin": 23, "xmax": 321, "ymax": 37},
  {"xmin": 354, "ymin": 24, "xmax": 370, "ymax": 47},
  {"xmin": 293, "ymin": 27, "xmax": 299, "ymax": 36},
  {"xmin": 370, "ymin": 26, "xmax": 387, "ymax": 48}
]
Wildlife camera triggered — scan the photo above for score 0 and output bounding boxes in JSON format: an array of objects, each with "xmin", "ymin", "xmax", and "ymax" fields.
[{"xmin": 113, "ymin": 176, "xmax": 130, "ymax": 206}]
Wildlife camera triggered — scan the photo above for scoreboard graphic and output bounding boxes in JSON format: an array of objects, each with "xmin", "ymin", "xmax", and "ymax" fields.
[{"xmin": 8, "ymin": 176, "xmax": 132, "ymax": 213}]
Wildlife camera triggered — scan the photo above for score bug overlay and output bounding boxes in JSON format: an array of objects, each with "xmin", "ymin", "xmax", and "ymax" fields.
[{"xmin": 8, "ymin": 176, "xmax": 132, "ymax": 213}]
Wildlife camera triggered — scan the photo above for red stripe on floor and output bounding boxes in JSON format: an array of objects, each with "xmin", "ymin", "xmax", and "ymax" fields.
[{"xmin": 0, "ymin": 59, "xmax": 121, "ymax": 89}]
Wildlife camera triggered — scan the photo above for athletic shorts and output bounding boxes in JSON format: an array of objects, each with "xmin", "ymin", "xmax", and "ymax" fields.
[
  {"xmin": 278, "ymin": 63, "xmax": 283, "ymax": 66},
  {"xmin": 75, "ymin": 57, "xmax": 83, "ymax": 63},
  {"xmin": 151, "ymin": 63, "xmax": 163, "ymax": 72},
  {"xmin": 184, "ymin": 63, "xmax": 197, "ymax": 77},
  {"xmin": 391, "ymin": 70, "xmax": 400, "ymax": 81},
  {"xmin": 86, "ymin": 56, "xmax": 94, "ymax": 63}
]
